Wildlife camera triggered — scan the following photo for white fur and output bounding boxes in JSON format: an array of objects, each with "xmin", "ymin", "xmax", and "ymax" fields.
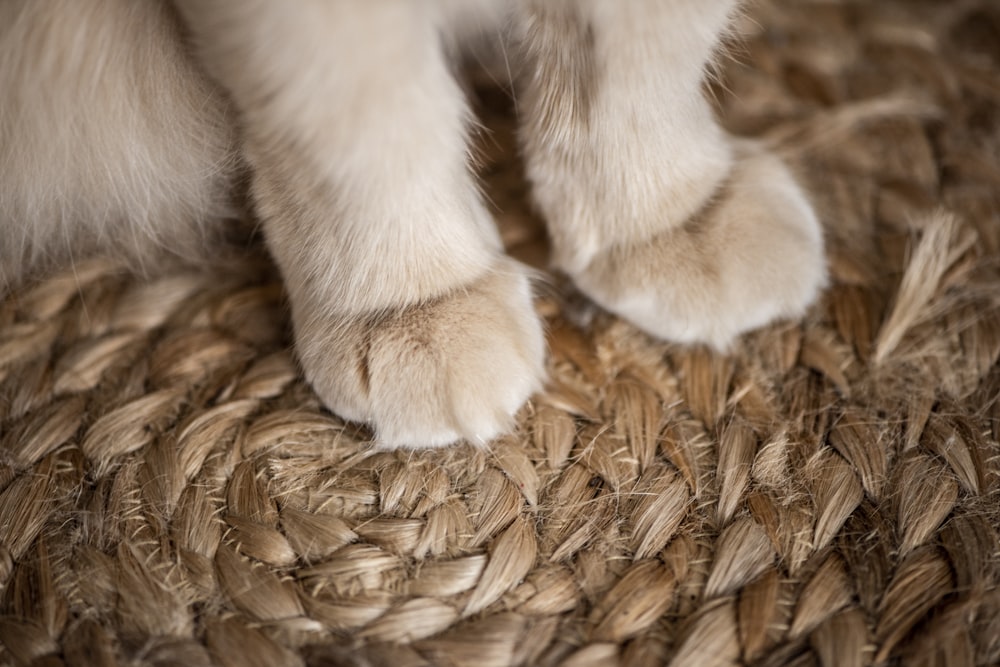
[
  {"xmin": 516, "ymin": 0, "xmax": 825, "ymax": 349},
  {"xmin": 519, "ymin": 0, "xmax": 738, "ymax": 274},
  {"xmin": 0, "ymin": 0, "xmax": 238, "ymax": 289},
  {"xmin": 572, "ymin": 145, "xmax": 827, "ymax": 349},
  {"xmin": 0, "ymin": 0, "xmax": 826, "ymax": 447},
  {"xmin": 172, "ymin": 0, "xmax": 506, "ymax": 314}
]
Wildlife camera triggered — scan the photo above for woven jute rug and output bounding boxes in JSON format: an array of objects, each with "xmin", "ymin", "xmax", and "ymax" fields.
[{"xmin": 3, "ymin": 1, "xmax": 1000, "ymax": 665}]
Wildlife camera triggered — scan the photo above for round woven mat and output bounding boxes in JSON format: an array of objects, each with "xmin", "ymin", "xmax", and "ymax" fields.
[{"xmin": 3, "ymin": 1, "xmax": 1000, "ymax": 665}]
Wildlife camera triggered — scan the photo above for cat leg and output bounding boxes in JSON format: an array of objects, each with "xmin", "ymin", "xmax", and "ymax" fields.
[
  {"xmin": 517, "ymin": 0, "xmax": 826, "ymax": 348},
  {"xmin": 0, "ymin": 0, "xmax": 238, "ymax": 292},
  {"xmin": 173, "ymin": 0, "xmax": 544, "ymax": 448}
]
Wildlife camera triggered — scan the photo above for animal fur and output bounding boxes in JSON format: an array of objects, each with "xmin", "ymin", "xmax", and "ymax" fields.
[{"xmin": 0, "ymin": 0, "xmax": 826, "ymax": 447}]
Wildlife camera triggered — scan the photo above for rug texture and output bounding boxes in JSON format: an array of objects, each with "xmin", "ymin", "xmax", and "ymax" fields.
[{"xmin": 2, "ymin": 1, "xmax": 1000, "ymax": 665}]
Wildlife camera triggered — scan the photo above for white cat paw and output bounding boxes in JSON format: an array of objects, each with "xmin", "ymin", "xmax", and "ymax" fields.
[
  {"xmin": 571, "ymin": 145, "xmax": 827, "ymax": 349},
  {"xmin": 296, "ymin": 259, "xmax": 546, "ymax": 449}
]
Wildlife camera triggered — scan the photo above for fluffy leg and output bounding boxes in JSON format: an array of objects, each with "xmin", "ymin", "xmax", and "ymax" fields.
[
  {"xmin": 173, "ymin": 0, "xmax": 545, "ymax": 447},
  {"xmin": 0, "ymin": 0, "xmax": 238, "ymax": 292},
  {"xmin": 517, "ymin": 0, "xmax": 826, "ymax": 348}
]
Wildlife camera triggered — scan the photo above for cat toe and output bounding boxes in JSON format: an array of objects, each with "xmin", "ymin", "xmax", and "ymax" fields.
[
  {"xmin": 296, "ymin": 259, "xmax": 545, "ymax": 449},
  {"xmin": 572, "ymin": 145, "xmax": 826, "ymax": 349}
]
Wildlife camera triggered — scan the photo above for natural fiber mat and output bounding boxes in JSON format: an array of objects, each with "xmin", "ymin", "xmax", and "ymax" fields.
[{"xmin": 3, "ymin": 1, "xmax": 1000, "ymax": 665}]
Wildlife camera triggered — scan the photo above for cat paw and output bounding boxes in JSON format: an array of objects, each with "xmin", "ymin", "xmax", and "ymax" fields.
[
  {"xmin": 295, "ymin": 259, "xmax": 546, "ymax": 449},
  {"xmin": 571, "ymin": 145, "xmax": 827, "ymax": 349}
]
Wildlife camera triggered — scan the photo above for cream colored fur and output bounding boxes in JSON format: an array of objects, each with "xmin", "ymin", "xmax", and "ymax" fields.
[
  {"xmin": 0, "ymin": 0, "xmax": 239, "ymax": 288},
  {"xmin": 0, "ymin": 0, "xmax": 825, "ymax": 448}
]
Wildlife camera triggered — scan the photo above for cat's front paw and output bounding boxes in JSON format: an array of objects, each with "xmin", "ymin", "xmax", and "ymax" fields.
[
  {"xmin": 296, "ymin": 259, "xmax": 545, "ymax": 449},
  {"xmin": 572, "ymin": 145, "xmax": 826, "ymax": 349}
]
